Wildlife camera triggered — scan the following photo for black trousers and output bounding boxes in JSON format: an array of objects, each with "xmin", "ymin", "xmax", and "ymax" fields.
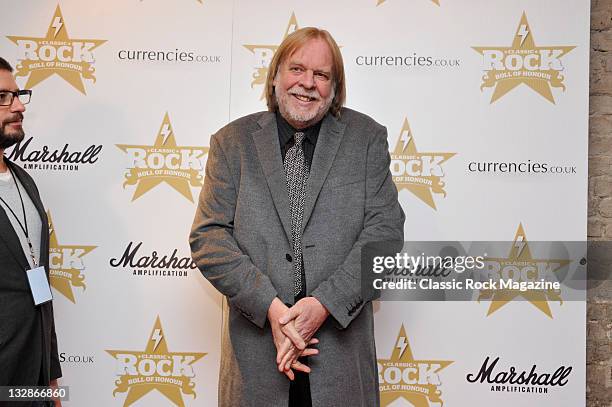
[
  {"xmin": 288, "ymin": 286, "xmax": 312, "ymax": 407},
  {"xmin": 288, "ymin": 357, "xmax": 312, "ymax": 407}
]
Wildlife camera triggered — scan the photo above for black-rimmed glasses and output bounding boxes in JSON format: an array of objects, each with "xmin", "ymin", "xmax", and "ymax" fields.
[{"xmin": 0, "ymin": 90, "xmax": 32, "ymax": 106}]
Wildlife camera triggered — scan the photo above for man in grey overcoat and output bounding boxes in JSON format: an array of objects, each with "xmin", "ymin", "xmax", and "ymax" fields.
[{"xmin": 190, "ymin": 27, "xmax": 404, "ymax": 407}]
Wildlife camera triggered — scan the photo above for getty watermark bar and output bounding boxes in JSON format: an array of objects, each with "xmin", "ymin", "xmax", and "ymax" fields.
[
  {"xmin": 361, "ymin": 241, "xmax": 608, "ymax": 303},
  {"xmin": 0, "ymin": 386, "xmax": 70, "ymax": 401}
]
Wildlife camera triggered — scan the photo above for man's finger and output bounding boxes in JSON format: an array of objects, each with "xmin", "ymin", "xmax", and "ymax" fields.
[
  {"xmin": 277, "ymin": 338, "xmax": 294, "ymax": 366},
  {"xmin": 284, "ymin": 368, "xmax": 295, "ymax": 381},
  {"xmin": 291, "ymin": 360, "xmax": 311, "ymax": 374},
  {"xmin": 280, "ymin": 347, "xmax": 299, "ymax": 372},
  {"xmin": 281, "ymin": 323, "xmax": 306, "ymax": 350},
  {"xmin": 300, "ymin": 348, "xmax": 319, "ymax": 357}
]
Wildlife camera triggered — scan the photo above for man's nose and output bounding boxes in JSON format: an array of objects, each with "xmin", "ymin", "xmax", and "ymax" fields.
[
  {"xmin": 10, "ymin": 96, "xmax": 26, "ymax": 113},
  {"xmin": 299, "ymin": 70, "xmax": 315, "ymax": 89}
]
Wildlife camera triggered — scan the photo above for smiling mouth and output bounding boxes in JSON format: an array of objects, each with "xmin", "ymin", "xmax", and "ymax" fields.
[{"xmin": 292, "ymin": 94, "xmax": 317, "ymax": 102}]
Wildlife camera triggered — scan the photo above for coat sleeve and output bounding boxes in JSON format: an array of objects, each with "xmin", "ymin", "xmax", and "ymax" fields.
[
  {"xmin": 189, "ymin": 132, "xmax": 278, "ymax": 328},
  {"xmin": 311, "ymin": 123, "xmax": 405, "ymax": 329}
]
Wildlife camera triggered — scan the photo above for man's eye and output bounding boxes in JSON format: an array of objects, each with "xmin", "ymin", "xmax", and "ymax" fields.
[
  {"xmin": 289, "ymin": 67, "xmax": 302, "ymax": 72},
  {"xmin": 315, "ymin": 73, "xmax": 329, "ymax": 80},
  {"xmin": 0, "ymin": 93, "xmax": 10, "ymax": 104}
]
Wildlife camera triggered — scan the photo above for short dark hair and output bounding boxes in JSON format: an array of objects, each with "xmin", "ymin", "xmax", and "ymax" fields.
[{"xmin": 0, "ymin": 57, "xmax": 14, "ymax": 72}]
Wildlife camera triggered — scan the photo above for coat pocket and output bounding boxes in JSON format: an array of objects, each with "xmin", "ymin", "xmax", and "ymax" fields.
[{"xmin": 324, "ymin": 175, "xmax": 364, "ymax": 189}]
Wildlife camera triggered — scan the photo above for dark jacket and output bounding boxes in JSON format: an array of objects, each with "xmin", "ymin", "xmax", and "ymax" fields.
[{"xmin": 0, "ymin": 157, "xmax": 61, "ymax": 386}]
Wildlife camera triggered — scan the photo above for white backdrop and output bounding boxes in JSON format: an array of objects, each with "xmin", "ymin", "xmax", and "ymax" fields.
[{"xmin": 1, "ymin": 0, "xmax": 588, "ymax": 406}]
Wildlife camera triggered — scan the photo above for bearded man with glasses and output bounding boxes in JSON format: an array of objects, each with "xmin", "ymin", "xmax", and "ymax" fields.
[{"xmin": 0, "ymin": 56, "xmax": 62, "ymax": 407}]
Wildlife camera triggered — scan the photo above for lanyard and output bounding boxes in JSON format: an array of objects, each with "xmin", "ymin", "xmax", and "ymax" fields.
[{"xmin": 0, "ymin": 166, "xmax": 38, "ymax": 267}]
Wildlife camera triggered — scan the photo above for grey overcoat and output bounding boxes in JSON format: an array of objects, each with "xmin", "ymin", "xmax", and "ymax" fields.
[{"xmin": 190, "ymin": 108, "xmax": 405, "ymax": 406}]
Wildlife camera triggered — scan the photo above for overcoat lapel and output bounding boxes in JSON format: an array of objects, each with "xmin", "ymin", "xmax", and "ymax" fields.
[
  {"xmin": 0, "ymin": 203, "xmax": 30, "ymax": 270},
  {"xmin": 301, "ymin": 114, "xmax": 346, "ymax": 233},
  {"xmin": 251, "ymin": 113, "xmax": 347, "ymax": 239},
  {"xmin": 252, "ymin": 113, "xmax": 292, "ymax": 242}
]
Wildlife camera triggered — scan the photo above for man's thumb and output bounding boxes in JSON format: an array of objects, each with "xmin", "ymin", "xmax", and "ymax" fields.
[{"xmin": 279, "ymin": 308, "xmax": 296, "ymax": 324}]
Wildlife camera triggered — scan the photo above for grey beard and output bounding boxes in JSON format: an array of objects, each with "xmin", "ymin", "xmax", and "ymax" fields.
[{"xmin": 276, "ymin": 87, "xmax": 335, "ymax": 128}]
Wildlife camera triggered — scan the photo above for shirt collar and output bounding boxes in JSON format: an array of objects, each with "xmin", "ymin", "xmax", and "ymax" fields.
[{"xmin": 276, "ymin": 111, "xmax": 322, "ymax": 147}]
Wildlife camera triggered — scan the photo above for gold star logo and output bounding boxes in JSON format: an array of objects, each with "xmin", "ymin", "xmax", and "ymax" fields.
[
  {"xmin": 379, "ymin": 325, "xmax": 453, "ymax": 407},
  {"xmin": 390, "ymin": 117, "xmax": 455, "ymax": 210},
  {"xmin": 243, "ymin": 12, "xmax": 300, "ymax": 99},
  {"xmin": 116, "ymin": 112, "xmax": 207, "ymax": 202},
  {"xmin": 479, "ymin": 223, "xmax": 570, "ymax": 318},
  {"xmin": 6, "ymin": 5, "xmax": 106, "ymax": 94},
  {"xmin": 48, "ymin": 211, "xmax": 96, "ymax": 303},
  {"xmin": 472, "ymin": 12, "xmax": 575, "ymax": 104},
  {"xmin": 106, "ymin": 316, "xmax": 206, "ymax": 407},
  {"xmin": 377, "ymin": 0, "xmax": 440, "ymax": 6}
]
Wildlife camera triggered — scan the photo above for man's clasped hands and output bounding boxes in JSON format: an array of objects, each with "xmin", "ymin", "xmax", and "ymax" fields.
[{"xmin": 267, "ymin": 296, "xmax": 330, "ymax": 380}]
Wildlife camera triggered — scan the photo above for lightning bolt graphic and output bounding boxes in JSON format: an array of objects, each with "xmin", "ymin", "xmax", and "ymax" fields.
[
  {"xmin": 514, "ymin": 235, "xmax": 526, "ymax": 256},
  {"xmin": 396, "ymin": 336, "xmax": 408, "ymax": 357},
  {"xmin": 284, "ymin": 13, "xmax": 299, "ymax": 37},
  {"xmin": 400, "ymin": 128, "xmax": 411, "ymax": 152},
  {"xmin": 51, "ymin": 16, "xmax": 63, "ymax": 38},
  {"xmin": 517, "ymin": 24, "xmax": 529, "ymax": 46},
  {"xmin": 151, "ymin": 329, "xmax": 163, "ymax": 351},
  {"xmin": 160, "ymin": 124, "xmax": 172, "ymax": 145}
]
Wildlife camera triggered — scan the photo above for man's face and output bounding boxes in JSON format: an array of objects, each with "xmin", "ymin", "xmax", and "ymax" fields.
[
  {"xmin": 0, "ymin": 70, "xmax": 26, "ymax": 149},
  {"xmin": 274, "ymin": 38, "xmax": 335, "ymax": 129}
]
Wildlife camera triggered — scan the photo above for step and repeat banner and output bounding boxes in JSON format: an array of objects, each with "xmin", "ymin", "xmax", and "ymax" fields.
[{"xmin": 1, "ymin": 0, "xmax": 589, "ymax": 406}]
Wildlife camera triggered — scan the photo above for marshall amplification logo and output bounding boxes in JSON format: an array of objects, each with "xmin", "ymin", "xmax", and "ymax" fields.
[
  {"xmin": 116, "ymin": 112, "xmax": 207, "ymax": 202},
  {"xmin": 472, "ymin": 12, "xmax": 575, "ymax": 104},
  {"xmin": 378, "ymin": 325, "xmax": 453, "ymax": 406},
  {"xmin": 466, "ymin": 356, "xmax": 572, "ymax": 395},
  {"xmin": 7, "ymin": 137, "xmax": 102, "ymax": 172},
  {"xmin": 6, "ymin": 5, "xmax": 106, "ymax": 94},
  {"xmin": 109, "ymin": 241, "xmax": 196, "ymax": 278},
  {"xmin": 106, "ymin": 316, "xmax": 206, "ymax": 407},
  {"xmin": 243, "ymin": 12, "xmax": 300, "ymax": 99},
  {"xmin": 390, "ymin": 117, "xmax": 455, "ymax": 210},
  {"xmin": 48, "ymin": 211, "xmax": 96, "ymax": 303},
  {"xmin": 479, "ymin": 223, "xmax": 570, "ymax": 318}
]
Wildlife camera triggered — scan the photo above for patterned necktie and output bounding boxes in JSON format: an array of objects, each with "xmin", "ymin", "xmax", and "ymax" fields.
[{"xmin": 284, "ymin": 132, "xmax": 309, "ymax": 296}]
